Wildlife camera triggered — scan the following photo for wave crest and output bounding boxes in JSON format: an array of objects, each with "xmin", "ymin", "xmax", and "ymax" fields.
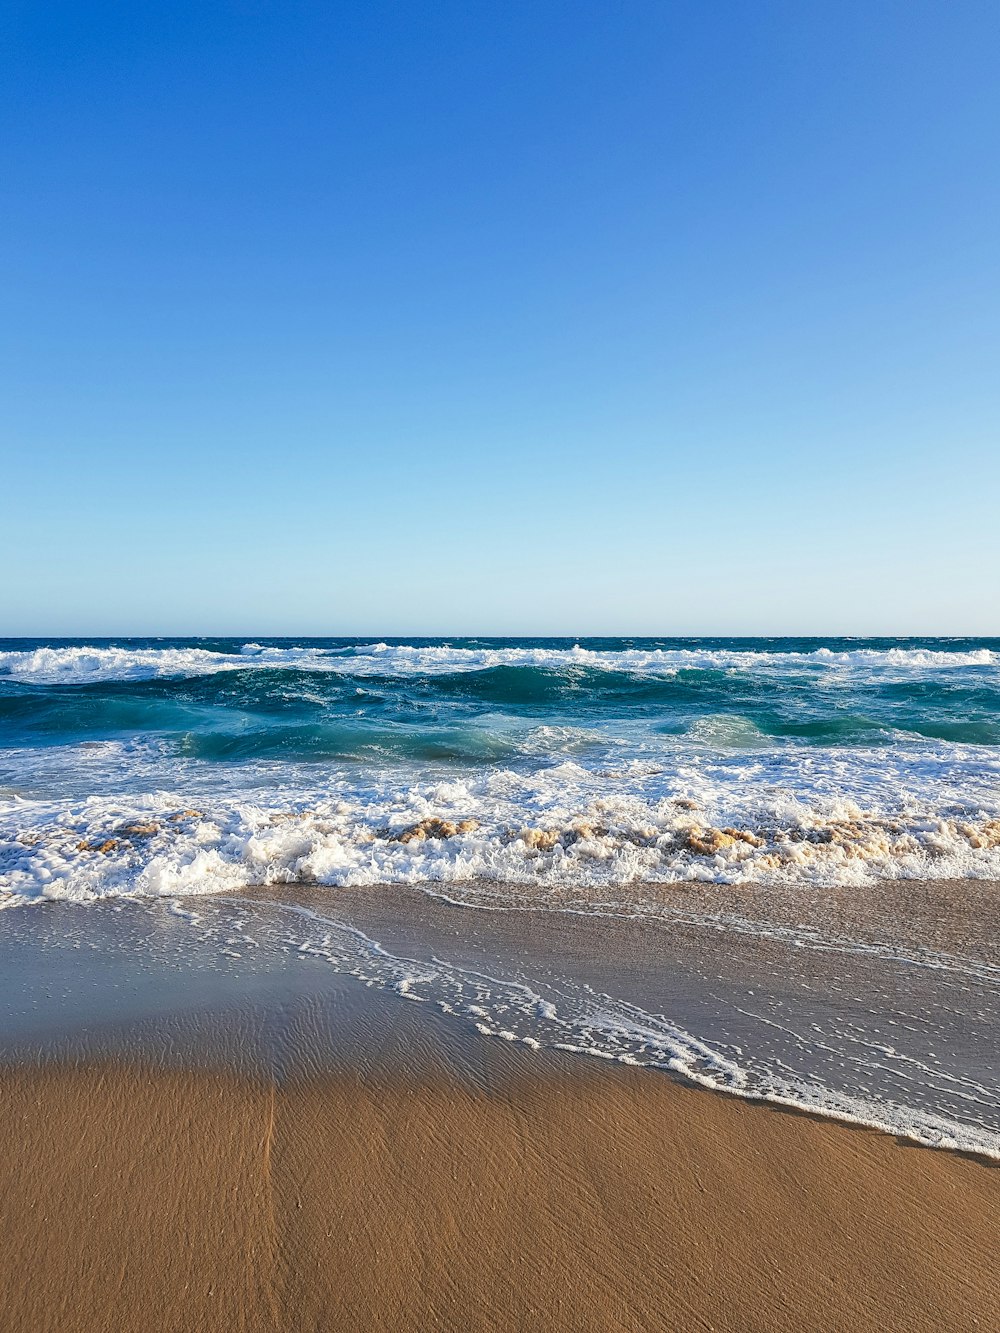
[{"xmin": 2, "ymin": 640, "xmax": 998, "ymax": 686}]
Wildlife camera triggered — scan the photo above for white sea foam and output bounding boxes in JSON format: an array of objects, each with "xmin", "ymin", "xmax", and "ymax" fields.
[
  {"xmin": 172, "ymin": 895, "xmax": 1000, "ymax": 1161},
  {"xmin": 0, "ymin": 645, "xmax": 246, "ymax": 684},
  {"xmin": 1, "ymin": 641, "xmax": 996, "ymax": 684},
  {"xmin": 4, "ymin": 738, "xmax": 1000, "ymax": 909}
]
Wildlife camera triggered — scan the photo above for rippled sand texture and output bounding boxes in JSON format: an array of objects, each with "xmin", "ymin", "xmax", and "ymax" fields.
[
  {"xmin": 3, "ymin": 879, "xmax": 998, "ymax": 1159},
  {"xmin": 2, "ymin": 1042, "xmax": 998, "ymax": 1333}
]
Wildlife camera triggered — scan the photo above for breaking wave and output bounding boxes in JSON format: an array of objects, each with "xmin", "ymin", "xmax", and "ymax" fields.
[
  {"xmin": 1, "ymin": 637, "xmax": 998, "ymax": 685},
  {"xmin": 3, "ymin": 635, "xmax": 1000, "ymax": 905}
]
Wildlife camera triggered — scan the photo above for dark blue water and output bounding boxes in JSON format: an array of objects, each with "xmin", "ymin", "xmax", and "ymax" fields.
[{"xmin": 2, "ymin": 637, "xmax": 999, "ymax": 756}]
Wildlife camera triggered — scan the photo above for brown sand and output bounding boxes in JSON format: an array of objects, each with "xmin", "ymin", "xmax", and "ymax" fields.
[{"xmin": 2, "ymin": 1047, "xmax": 998, "ymax": 1333}]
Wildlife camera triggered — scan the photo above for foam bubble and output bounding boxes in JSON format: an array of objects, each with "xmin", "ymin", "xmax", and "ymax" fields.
[
  {"xmin": 5, "ymin": 758, "xmax": 1000, "ymax": 909},
  {"xmin": 168, "ymin": 895, "xmax": 1000, "ymax": 1161}
]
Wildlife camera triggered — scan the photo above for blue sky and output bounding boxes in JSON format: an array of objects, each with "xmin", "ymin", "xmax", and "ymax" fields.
[{"xmin": 2, "ymin": 0, "xmax": 998, "ymax": 635}]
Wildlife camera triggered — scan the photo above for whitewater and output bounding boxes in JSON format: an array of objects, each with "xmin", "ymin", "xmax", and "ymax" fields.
[{"xmin": 3, "ymin": 636, "xmax": 1000, "ymax": 905}]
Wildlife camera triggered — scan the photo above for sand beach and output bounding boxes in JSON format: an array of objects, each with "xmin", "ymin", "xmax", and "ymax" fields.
[
  {"xmin": 3, "ymin": 1010, "xmax": 999, "ymax": 1332},
  {"xmin": 1, "ymin": 884, "xmax": 998, "ymax": 1332}
]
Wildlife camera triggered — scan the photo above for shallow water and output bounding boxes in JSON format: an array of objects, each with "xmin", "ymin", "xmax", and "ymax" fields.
[{"xmin": 3, "ymin": 883, "xmax": 998, "ymax": 1160}]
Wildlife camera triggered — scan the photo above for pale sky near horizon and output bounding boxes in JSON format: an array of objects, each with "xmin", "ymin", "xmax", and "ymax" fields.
[{"xmin": 2, "ymin": 1, "xmax": 999, "ymax": 636}]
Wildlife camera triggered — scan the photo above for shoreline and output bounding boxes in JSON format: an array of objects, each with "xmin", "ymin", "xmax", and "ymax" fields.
[
  {"xmin": 3, "ymin": 1028, "xmax": 999, "ymax": 1331},
  {"xmin": 2, "ymin": 878, "xmax": 998, "ymax": 1156},
  {"xmin": 1, "ymin": 880, "xmax": 999, "ymax": 1329}
]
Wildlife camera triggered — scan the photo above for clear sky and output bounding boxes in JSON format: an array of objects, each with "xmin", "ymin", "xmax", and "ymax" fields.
[{"xmin": 2, "ymin": 0, "xmax": 998, "ymax": 636}]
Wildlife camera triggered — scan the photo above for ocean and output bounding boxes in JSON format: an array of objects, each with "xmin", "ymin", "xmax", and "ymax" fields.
[
  {"xmin": 2, "ymin": 636, "xmax": 999, "ymax": 1156},
  {"xmin": 3, "ymin": 636, "xmax": 1000, "ymax": 902}
]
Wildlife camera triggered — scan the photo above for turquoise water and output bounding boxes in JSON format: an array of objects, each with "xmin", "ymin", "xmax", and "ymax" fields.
[
  {"xmin": 3, "ymin": 637, "xmax": 1000, "ymax": 751},
  {"xmin": 2, "ymin": 637, "xmax": 1000, "ymax": 900}
]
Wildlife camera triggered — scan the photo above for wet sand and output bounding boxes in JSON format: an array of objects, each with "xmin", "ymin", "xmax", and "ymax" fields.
[
  {"xmin": 2, "ymin": 1040, "xmax": 999, "ymax": 1333},
  {"xmin": 1, "ymin": 884, "xmax": 999, "ymax": 1331}
]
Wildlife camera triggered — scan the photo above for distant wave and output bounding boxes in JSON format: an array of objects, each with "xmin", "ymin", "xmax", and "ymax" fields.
[{"xmin": 1, "ymin": 640, "xmax": 997, "ymax": 686}]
